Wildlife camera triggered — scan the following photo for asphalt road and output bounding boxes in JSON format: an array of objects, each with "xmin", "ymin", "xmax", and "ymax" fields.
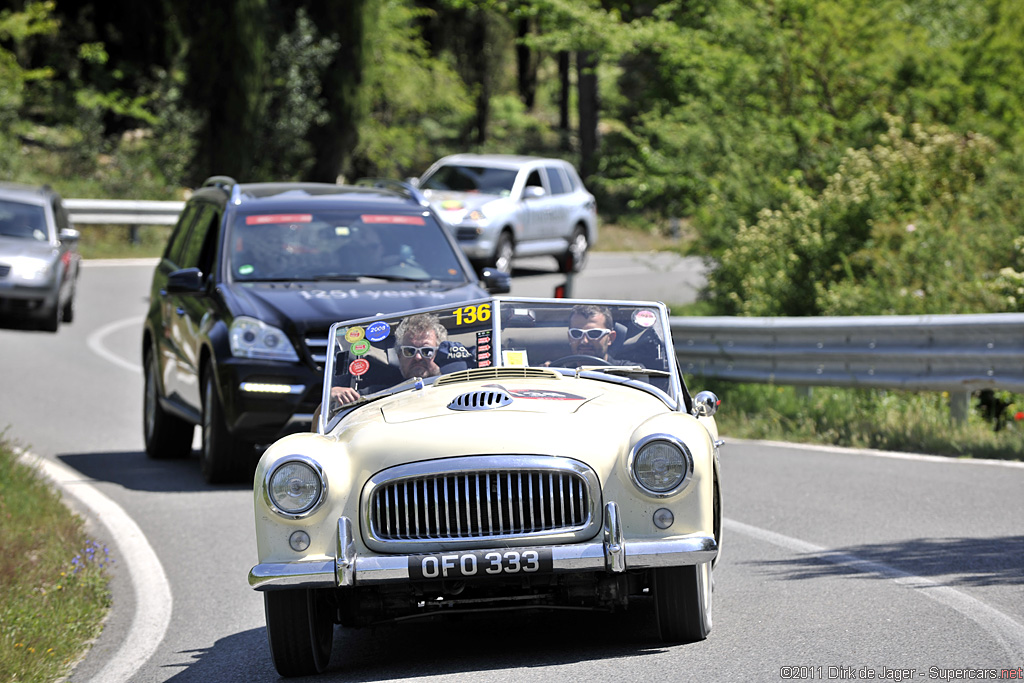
[{"xmin": 1, "ymin": 257, "xmax": 1022, "ymax": 683}]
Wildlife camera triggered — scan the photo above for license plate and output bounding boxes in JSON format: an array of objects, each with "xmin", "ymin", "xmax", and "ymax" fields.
[{"xmin": 409, "ymin": 548, "xmax": 553, "ymax": 580}]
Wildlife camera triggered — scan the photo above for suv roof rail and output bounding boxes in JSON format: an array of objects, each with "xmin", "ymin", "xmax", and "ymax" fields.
[{"xmin": 354, "ymin": 177, "xmax": 429, "ymax": 207}]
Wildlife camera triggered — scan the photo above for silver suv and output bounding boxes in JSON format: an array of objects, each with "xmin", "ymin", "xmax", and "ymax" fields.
[
  {"xmin": 414, "ymin": 154, "xmax": 598, "ymax": 275},
  {"xmin": 0, "ymin": 183, "xmax": 81, "ymax": 332}
]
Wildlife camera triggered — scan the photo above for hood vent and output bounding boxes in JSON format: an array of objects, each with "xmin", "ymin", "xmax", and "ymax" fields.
[{"xmin": 448, "ymin": 388, "xmax": 514, "ymax": 411}]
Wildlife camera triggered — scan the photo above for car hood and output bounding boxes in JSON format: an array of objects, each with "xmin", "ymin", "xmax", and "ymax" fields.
[
  {"xmin": 222, "ymin": 280, "xmax": 488, "ymax": 331},
  {"xmin": 0, "ymin": 237, "xmax": 57, "ymax": 260},
  {"xmin": 423, "ymin": 191, "xmax": 513, "ymax": 216},
  {"xmin": 333, "ymin": 373, "xmax": 674, "ymax": 468}
]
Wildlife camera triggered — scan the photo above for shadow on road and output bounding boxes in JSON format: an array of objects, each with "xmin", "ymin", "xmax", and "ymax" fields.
[
  {"xmin": 161, "ymin": 604, "xmax": 676, "ymax": 682},
  {"xmin": 756, "ymin": 536, "xmax": 1024, "ymax": 587},
  {"xmin": 57, "ymin": 450, "xmax": 249, "ymax": 493}
]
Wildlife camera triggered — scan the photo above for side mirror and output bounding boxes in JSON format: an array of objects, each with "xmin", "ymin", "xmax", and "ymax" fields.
[
  {"xmin": 692, "ymin": 390, "xmax": 720, "ymax": 418},
  {"xmin": 59, "ymin": 228, "xmax": 81, "ymax": 243},
  {"xmin": 480, "ymin": 267, "xmax": 511, "ymax": 294},
  {"xmin": 166, "ymin": 267, "xmax": 205, "ymax": 295},
  {"xmin": 523, "ymin": 186, "xmax": 546, "ymax": 199}
]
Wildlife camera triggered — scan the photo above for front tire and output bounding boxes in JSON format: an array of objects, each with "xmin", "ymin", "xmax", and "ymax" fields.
[
  {"xmin": 201, "ymin": 364, "xmax": 255, "ymax": 484},
  {"xmin": 558, "ymin": 225, "xmax": 589, "ymax": 274},
  {"xmin": 265, "ymin": 590, "xmax": 334, "ymax": 677},
  {"xmin": 490, "ymin": 231, "xmax": 514, "ymax": 275},
  {"xmin": 143, "ymin": 349, "xmax": 193, "ymax": 460},
  {"xmin": 653, "ymin": 561, "xmax": 713, "ymax": 643},
  {"xmin": 38, "ymin": 303, "xmax": 60, "ymax": 332}
]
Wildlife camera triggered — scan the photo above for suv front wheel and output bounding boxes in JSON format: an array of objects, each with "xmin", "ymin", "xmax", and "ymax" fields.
[
  {"xmin": 143, "ymin": 349, "xmax": 193, "ymax": 460},
  {"xmin": 201, "ymin": 363, "xmax": 256, "ymax": 483}
]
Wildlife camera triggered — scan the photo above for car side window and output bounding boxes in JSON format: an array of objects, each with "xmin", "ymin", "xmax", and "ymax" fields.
[
  {"xmin": 165, "ymin": 203, "xmax": 200, "ymax": 265},
  {"xmin": 525, "ymin": 169, "xmax": 544, "ymax": 189},
  {"xmin": 545, "ymin": 166, "xmax": 567, "ymax": 195},
  {"xmin": 52, "ymin": 199, "xmax": 71, "ymax": 235},
  {"xmin": 179, "ymin": 204, "xmax": 219, "ymax": 274}
]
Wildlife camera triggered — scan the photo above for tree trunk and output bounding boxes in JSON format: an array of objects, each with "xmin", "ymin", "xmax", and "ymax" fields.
[
  {"xmin": 516, "ymin": 16, "xmax": 537, "ymax": 111},
  {"xmin": 577, "ymin": 50, "xmax": 599, "ymax": 181},
  {"xmin": 181, "ymin": 0, "xmax": 268, "ymax": 184},
  {"xmin": 303, "ymin": 0, "xmax": 368, "ymax": 183}
]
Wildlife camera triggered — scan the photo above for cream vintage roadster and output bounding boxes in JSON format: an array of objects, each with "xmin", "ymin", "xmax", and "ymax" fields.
[{"xmin": 249, "ymin": 297, "xmax": 722, "ymax": 676}]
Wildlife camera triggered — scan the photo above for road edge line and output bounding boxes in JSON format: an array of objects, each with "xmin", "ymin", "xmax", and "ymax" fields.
[{"xmin": 17, "ymin": 449, "xmax": 173, "ymax": 683}]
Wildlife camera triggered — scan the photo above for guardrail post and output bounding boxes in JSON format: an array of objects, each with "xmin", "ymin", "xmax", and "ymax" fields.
[
  {"xmin": 949, "ymin": 391, "xmax": 971, "ymax": 425},
  {"xmin": 128, "ymin": 224, "xmax": 139, "ymax": 245}
]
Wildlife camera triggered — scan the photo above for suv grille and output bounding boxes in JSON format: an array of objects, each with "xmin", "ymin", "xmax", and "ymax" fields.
[
  {"xmin": 304, "ymin": 330, "xmax": 330, "ymax": 369},
  {"xmin": 363, "ymin": 456, "xmax": 600, "ymax": 549}
]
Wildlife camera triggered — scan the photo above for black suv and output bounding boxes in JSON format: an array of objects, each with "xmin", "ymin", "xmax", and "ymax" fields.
[{"xmin": 143, "ymin": 177, "xmax": 509, "ymax": 483}]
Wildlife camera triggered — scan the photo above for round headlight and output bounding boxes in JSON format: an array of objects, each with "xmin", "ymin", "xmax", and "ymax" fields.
[
  {"xmin": 631, "ymin": 438, "xmax": 691, "ymax": 495},
  {"xmin": 268, "ymin": 460, "xmax": 324, "ymax": 515}
]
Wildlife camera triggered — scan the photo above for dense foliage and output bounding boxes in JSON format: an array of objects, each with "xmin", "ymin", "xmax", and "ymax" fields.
[{"xmin": 3, "ymin": 0, "xmax": 1024, "ymax": 316}]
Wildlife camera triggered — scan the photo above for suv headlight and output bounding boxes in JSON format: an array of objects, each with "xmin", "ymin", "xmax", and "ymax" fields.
[
  {"xmin": 266, "ymin": 457, "xmax": 326, "ymax": 517},
  {"xmin": 629, "ymin": 435, "xmax": 693, "ymax": 496},
  {"xmin": 12, "ymin": 257, "xmax": 52, "ymax": 281},
  {"xmin": 229, "ymin": 316, "xmax": 299, "ymax": 361}
]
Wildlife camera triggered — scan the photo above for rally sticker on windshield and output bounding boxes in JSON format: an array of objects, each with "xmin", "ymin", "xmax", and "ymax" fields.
[
  {"xmin": 245, "ymin": 214, "xmax": 312, "ymax": 225},
  {"xmin": 361, "ymin": 215, "xmax": 425, "ymax": 225}
]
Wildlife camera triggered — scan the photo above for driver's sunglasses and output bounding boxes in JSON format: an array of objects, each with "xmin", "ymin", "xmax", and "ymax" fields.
[
  {"xmin": 399, "ymin": 345, "xmax": 437, "ymax": 359},
  {"xmin": 568, "ymin": 327, "xmax": 612, "ymax": 341}
]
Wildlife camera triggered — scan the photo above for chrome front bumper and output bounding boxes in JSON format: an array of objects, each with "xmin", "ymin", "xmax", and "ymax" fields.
[{"xmin": 249, "ymin": 501, "xmax": 718, "ymax": 591}]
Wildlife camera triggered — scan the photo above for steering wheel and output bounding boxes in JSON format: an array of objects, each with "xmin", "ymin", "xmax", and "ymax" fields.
[{"xmin": 550, "ymin": 354, "xmax": 610, "ymax": 368}]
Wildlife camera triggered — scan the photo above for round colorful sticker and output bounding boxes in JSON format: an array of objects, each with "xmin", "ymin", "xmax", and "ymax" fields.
[
  {"xmin": 344, "ymin": 327, "xmax": 365, "ymax": 343},
  {"xmin": 238, "ymin": 264, "xmax": 254, "ymax": 275},
  {"xmin": 349, "ymin": 358, "xmax": 370, "ymax": 376},
  {"xmin": 632, "ymin": 309, "xmax": 658, "ymax": 328},
  {"xmin": 350, "ymin": 340, "xmax": 371, "ymax": 356},
  {"xmin": 365, "ymin": 320, "xmax": 390, "ymax": 342}
]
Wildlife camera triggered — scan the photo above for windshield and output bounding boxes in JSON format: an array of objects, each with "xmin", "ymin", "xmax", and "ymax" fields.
[
  {"xmin": 322, "ymin": 298, "xmax": 682, "ymax": 427},
  {"xmin": 227, "ymin": 210, "xmax": 468, "ymax": 282},
  {"xmin": 0, "ymin": 201, "xmax": 48, "ymax": 242},
  {"xmin": 419, "ymin": 165, "xmax": 518, "ymax": 197}
]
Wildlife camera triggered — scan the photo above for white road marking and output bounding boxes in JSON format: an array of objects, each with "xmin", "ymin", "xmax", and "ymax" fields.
[
  {"xmin": 725, "ymin": 518, "xmax": 1024, "ymax": 661},
  {"xmin": 86, "ymin": 317, "xmax": 144, "ymax": 374},
  {"xmin": 17, "ymin": 450, "xmax": 173, "ymax": 683}
]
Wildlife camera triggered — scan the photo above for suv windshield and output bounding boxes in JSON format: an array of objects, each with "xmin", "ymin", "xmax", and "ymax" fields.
[
  {"xmin": 419, "ymin": 165, "xmax": 518, "ymax": 196},
  {"xmin": 228, "ymin": 210, "xmax": 467, "ymax": 282},
  {"xmin": 0, "ymin": 201, "xmax": 48, "ymax": 241},
  {"xmin": 322, "ymin": 298, "xmax": 681, "ymax": 427}
]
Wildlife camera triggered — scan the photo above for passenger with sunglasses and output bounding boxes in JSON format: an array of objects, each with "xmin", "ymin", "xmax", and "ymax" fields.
[{"xmin": 328, "ymin": 312, "xmax": 448, "ymax": 408}]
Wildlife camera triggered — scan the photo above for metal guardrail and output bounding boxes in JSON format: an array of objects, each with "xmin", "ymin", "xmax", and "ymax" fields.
[
  {"xmin": 65, "ymin": 198, "xmax": 184, "ymax": 226},
  {"xmin": 670, "ymin": 312, "xmax": 1024, "ymax": 421}
]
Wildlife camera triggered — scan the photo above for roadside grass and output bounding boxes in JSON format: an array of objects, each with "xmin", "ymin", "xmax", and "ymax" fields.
[
  {"xmin": 76, "ymin": 224, "xmax": 171, "ymax": 260},
  {"xmin": 0, "ymin": 438, "xmax": 112, "ymax": 683},
  {"xmin": 699, "ymin": 381, "xmax": 1024, "ymax": 461}
]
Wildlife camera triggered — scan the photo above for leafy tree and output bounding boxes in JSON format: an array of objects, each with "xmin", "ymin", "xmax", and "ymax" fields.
[{"xmin": 180, "ymin": 0, "xmax": 268, "ymax": 183}]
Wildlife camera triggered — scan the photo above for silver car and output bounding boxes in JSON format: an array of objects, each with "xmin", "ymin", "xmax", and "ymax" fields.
[
  {"xmin": 415, "ymin": 154, "xmax": 598, "ymax": 275},
  {"xmin": 0, "ymin": 183, "xmax": 81, "ymax": 332}
]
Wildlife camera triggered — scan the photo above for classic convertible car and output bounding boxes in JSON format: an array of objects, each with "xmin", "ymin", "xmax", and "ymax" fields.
[{"xmin": 249, "ymin": 297, "xmax": 722, "ymax": 677}]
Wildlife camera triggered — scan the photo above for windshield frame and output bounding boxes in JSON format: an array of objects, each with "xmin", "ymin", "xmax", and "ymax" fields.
[{"xmin": 319, "ymin": 297, "xmax": 686, "ymax": 433}]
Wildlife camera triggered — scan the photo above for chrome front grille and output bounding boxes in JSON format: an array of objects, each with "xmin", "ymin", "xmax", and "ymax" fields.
[{"xmin": 363, "ymin": 456, "xmax": 600, "ymax": 550}]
